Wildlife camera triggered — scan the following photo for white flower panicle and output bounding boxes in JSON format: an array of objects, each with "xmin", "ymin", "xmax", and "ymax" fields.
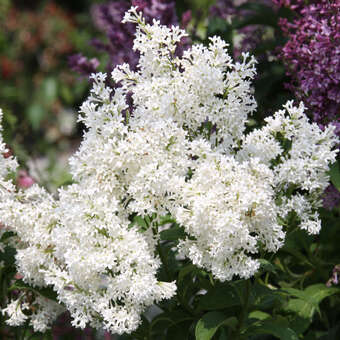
[
  {"xmin": 173, "ymin": 154, "xmax": 284, "ymax": 281},
  {"xmin": 2, "ymin": 293, "xmax": 64, "ymax": 332},
  {"xmin": 0, "ymin": 108, "xmax": 18, "ymax": 251},
  {"xmin": 0, "ymin": 7, "xmax": 339, "ymax": 335},
  {"xmin": 0, "ymin": 108, "xmax": 17, "ymax": 195}
]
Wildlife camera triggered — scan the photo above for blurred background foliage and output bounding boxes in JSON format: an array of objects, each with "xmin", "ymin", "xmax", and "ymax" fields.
[{"xmin": 0, "ymin": 0, "xmax": 339, "ymax": 339}]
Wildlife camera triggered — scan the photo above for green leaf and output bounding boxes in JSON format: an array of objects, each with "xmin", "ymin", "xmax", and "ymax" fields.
[
  {"xmin": 289, "ymin": 316, "xmax": 311, "ymax": 335},
  {"xmin": 151, "ymin": 310, "xmax": 193, "ymax": 329},
  {"xmin": 245, "ymin": 316, "xmax": 299, "ymax": 340},
  {"xmin": 151, "ymin": 310, "xmax": 193, "ymax": 339},
  {"xmin": 0, "ymin": 245, "xmax": 16, "ymax": 266},
  {"xmin": 9, "ymin": 280, "xmax": 58, "ymax": 301},
  {"xmin": 318, "ymin": 324, "xmax": 340, "ymax": 340},
  {"xmin": 60, "ymin": 85, "xmax": 73, "ymax": 105},
  {"xmin": 283, "ymin": 284, "xmax": 340, "ymax": 319},
  {"xmin": 207, "ymin": 17, "xmax": 229, "ymax": 35},
  {"xmin": 158, "ymin": 214, "xmax": 176, "ymax": 225},
  {"xmin": 258, "ymin": 259, "xmax": 277, "ymax": 274},
  {"xmin": 250, "ymin": 282, "xmax": 282, "ymax": 310},
  {"xmin": 42, "ymin": 77, "xmax": 58, "ymax": 104},
  {"xmin": 285, "ymin": 298, "xmax": 315, "ymax": 319},
  {"xmin": 329, "ymin": 161, "xmax": 340, "ymax": 191},
  {"xmin": 195, "ymin": 312, "xmax": 229, "ymax": 340},
  {"xmin": 283, "ymin": 284, "xmax": 340, "ymax": 307},
  {"xmin": 27, "ymin": 103, "xmax": 45, "ymax": 131},
  {"xmin": 178, "ymin": 264, "xmax": 199, "ymax": 283},
  {"xmin": 166, "ymin": 320, "xmax": 192, "ymax": 340},
  {"xmin": 131, "ymin": 215, "xmax": 148, "ymax": 231},
  {"xmin": 160, "ymin": 225, "xmax": 186, "ymax": 241},
  {"xmin": 248, "ymin": 311, "xmax": 271, "ymax": 321},
  {"xmin": 304, "ymin": 284, "xmax": 340, "ymax": 305},
  {"xmin": 198, "ymin": 284, "xmax": 241, "ymax": 310}
]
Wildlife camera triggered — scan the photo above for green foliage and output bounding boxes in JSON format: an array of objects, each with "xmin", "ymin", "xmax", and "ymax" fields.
[
  {"xmin": 329, "ymin": 161, "xmax": 340, "ymax": 191},
  {"xmin": 9, "ymin": 280, "xmax": 58, "ymax": 302},
  {"xmin": 195, "ymin": 312, "xmax": 232, "ymax": 340}
]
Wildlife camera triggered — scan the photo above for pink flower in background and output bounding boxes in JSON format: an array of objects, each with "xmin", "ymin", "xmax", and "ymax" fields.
[{"xmin": 16, "ymin": 170, "xmax": 34, "ymax": 188}]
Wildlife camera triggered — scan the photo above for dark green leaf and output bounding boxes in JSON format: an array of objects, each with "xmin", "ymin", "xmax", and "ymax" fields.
[
  {"xmin": 0, "ymin": 245, "xmax": 16, "ymax": 266},
  {"xmin": 283, "ymin": 284, "xmax": 340, "ymax": 308},
  {"xmin": 329, "ymin": 161, "xmax": 340, "ymax": 191},
  {"xmin": 151, "ymin": 310, "xmax": 193, "ymax": 329},
  {"xmin": 27, "ymin": 103, "xmax": 45, "ymax": 131},
  {"xmin": 289, "ymin": 316, "xmax": 311, "ymax": 335},
  {"xmin": 178, "ymin": 264, "xmax": 199, "ymax": 283},
  {"xmin": 160, "ymin": 225, "xmax": 186, "ymax": 241},
  {"xmin": 304, "ymin": 284, "xmax": 340, "ymax": 305},
  {"xmin": 131, "ymin": 215, "xmax": 148, "ymax": 231},
  {"xmin": 283, "ymin": 284, "xmax": 340, "ymax": 319},
  {"xmin": 42, "ymin": 77, "xmax": 58, "ymax": 104},
  {"xmin": 285, "ymin": 298, "xmax": 315, "ymax": 319},
  {"xmin": 198, "ymin": 284, "xmax": 241, "ymax": 310},
  {"xmin": 250, "ymin": 282, "xmax": 282, "ymax": 310},
  {"xmin": 158, "ymin": 215, "xmax": 176, "ymax": 225},
  {"xmin": 248, "ymin": 311, "xmax": 271, "ymax": 321},
  {"xmin": 258, "ymin": 259, "xmax": 278, "ymax": 274},
  {"xmin": 245, "ymin": 316, "xmax": 299, "ymax": 340},
  {"xmin": 9, "ymin": 280, "xmax": 58, "ymax": 301},
  {"xmin": 166, "ymin": 320, "xmax": 192, "ymax": 340},
  {"xmin": 195, "ymin": 312, "xmax": 229, "ymax": 340}
]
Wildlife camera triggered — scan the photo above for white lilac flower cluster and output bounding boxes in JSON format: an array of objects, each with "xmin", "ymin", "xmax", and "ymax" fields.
[
  {"xmin": 0, "ymin": 7, "xmax": 338, "ymax": 335},
  {"xmin": 0, "ymin": 108, "xmax": 17, "ymax": 252}
]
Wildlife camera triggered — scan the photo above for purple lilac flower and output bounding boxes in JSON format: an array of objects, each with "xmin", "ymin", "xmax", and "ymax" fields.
[
  {"xmin": 274, "ymin": 0, "xmax": 340, "ymax": 134},
  {"xmin": 70, "ymin": 0, "xmax": 183, "ymax": 77},
  {"xmin": 68, "ymin": 53, "xmax": 100, "ymax": 77},
  {"xmin": 274, "ymin": 0, "xmax": 340, "ymax": 209},
  {"xmin": 209, "ymin": 0, "xmax": 277, "ymax": 58},
  {"xmin": 323, "ymin": 184, "xmax": 340, "ymax": 211},
  {"xmin": 326, "ymin": 264, "xmax": 340, "ymax": 287}
]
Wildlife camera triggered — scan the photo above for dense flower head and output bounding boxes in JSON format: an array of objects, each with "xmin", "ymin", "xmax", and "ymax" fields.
[
  {"xmin": 274, "ymin": 0, "xmax": 340, "ymax": 208},
  {"xmin": 274, "ymin": 0, "xmax": 340, "ymax": 134},
  {"xmin": 1, "ymin": 7, "xmax": 339, "ymax": 335}
]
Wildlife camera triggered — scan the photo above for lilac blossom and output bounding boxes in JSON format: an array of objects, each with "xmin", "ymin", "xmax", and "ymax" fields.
[
  {"xmin": 274, "ymin": 0, "xmax": 340, "ymax": 209},
  {"xmin": 274, "ymin": 0, "xmax": 340, "ymax": 132},
  {"xmin": 68, "ymin": 53, "xmax": 99, "ymax": 77},
  {"xmin": 323, "ymin": 184, "xmax": 340, "ymax": 211},
  {"xmin": 69, "ymin": 0, "xmax": 182, "ymax": 76},
  {"xmin": 16, "ymin": 170, "xmax": 34, "ymax": 189}
]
